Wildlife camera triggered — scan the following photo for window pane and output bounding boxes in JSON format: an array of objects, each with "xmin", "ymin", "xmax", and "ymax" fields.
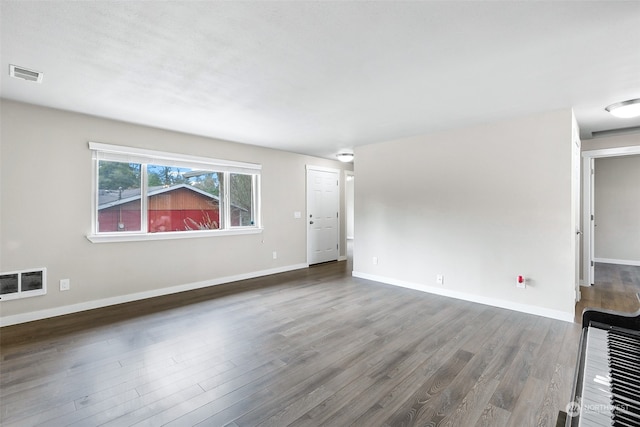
[
  {"xmin": 0, "ymin": 274, "xmax": 19, "ymax": 295},
  {"xmin": 98, "ymin": 161, "xmax": 142, "ymax": 232},
  {"xmin": 147, "ymin": 165, "xmax": 221, "ymax": 232},
  {"xmin": 230, "ymin": 173, "xmax": 254, "ymax": 226},
  {"xmin": 21, "ymin": 271, "xmax": 43, "ymax": 291}
]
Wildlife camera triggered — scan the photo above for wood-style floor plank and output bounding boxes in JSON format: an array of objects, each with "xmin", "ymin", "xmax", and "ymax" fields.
[
  {"xmin": 1, "ymin": 259, "xmax": 598, "ymax": 426},
  {"xmin": 476, "ymin": 403, "xmax": 511, "ymax": 427}
]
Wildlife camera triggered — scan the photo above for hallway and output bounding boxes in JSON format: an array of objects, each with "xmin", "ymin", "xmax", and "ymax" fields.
[{"xmin": 575, "ymin": 263, "xmax": 640, "ymax": 322}]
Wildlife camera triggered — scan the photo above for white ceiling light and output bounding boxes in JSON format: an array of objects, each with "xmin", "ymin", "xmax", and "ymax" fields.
[
  {"xmin": 605, "ymin": 98, "xmax": 640, "ymax": 118},
  {"xmin": 336, "ymin": 153, "xmax": 354, "ymax": 163}
]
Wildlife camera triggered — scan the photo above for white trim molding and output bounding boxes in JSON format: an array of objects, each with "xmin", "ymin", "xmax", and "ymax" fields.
[
  {"xmin": 352, "ymin": 271, "xmax": 574, "ymax": 323},
  {"xmin": 582, "ymin": 145, "xmax": 640, "ymax": 158},
  {"xmin": 0, "ymin": 263, "xmax": 308, "ymax": 327},
  {"xmin": 305, "ymin": 164, "xmax": 341, "ymax": 174},
  {"xmin": 594, "ymin": 258, "xmax": 640, "ymax": 267}
]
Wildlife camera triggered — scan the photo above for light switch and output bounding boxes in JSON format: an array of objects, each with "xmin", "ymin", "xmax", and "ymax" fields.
[{"xmin": 294, "ymin": 211, "xmax": 301, "ymax": 219}]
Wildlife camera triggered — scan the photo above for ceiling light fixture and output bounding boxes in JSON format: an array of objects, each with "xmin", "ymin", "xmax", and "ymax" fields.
[
  {"xmin": 605, "ymin": 98, "xmax": 640, "ymax": 119},
  {"xmin": 336, "ymin": 153, "xmax": 354, "ymax": 163}
]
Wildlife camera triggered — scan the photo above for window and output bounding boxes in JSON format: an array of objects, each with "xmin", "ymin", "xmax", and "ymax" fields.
[
  {"xmin": 98, "ymin": 162, "xmax": 142, "ymax": 232},
  {"xmin": 147, "ymin": 166, "xmax": 223, "ymax": 233},
  {"xmin": 89, "ymin": 143, "xmax": 261, "ymax": 242},
  {"xmin": 230, "ymin": 173, "xmax": 255, "ymax": 227},
  {"xmin": 0, "ymin": 268, "xmax": 46, "ymax": 301}
]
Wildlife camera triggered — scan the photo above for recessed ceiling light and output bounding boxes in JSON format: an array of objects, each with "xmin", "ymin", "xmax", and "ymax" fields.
[
  {"xmin": 9, "ymin": 64, "xmax": 43, "ymax": 83},
  {"xmin": 336, "ymin": 153, "xmax": 354, "ymax": 163},
  {"xmin": 605, "ymin": 98, "xmax": 640, "ymax": 119}
]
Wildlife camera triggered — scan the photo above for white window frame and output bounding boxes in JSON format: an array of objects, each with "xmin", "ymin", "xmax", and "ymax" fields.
[{"xmin": 87, "ymin": 142, "xmax": 262, "ymax": 243}]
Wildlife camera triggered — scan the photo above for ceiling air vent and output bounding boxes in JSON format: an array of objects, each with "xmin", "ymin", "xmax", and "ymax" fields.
[{"xmin": 9, "ymin": 64, "xmax": 43, "ymax": 83}]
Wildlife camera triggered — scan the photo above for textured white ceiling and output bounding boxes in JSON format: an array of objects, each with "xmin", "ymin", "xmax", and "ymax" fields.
[{"xmin": 1, "ymin": 1, "xmax": 639, "ymax": 159}]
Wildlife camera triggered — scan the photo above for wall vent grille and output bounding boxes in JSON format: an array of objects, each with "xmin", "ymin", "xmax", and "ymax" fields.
[
  {"xmin": 9, "ymin": 64, "xmax": 43, "ymax": 83},
  {"xmin": 0, "ymin": 268, "xmax": 47, "ymax": 301}
]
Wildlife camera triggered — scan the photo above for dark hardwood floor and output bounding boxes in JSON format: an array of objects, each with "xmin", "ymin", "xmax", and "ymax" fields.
[
  {"xmin": 1, "ymin": 260, "xmax": 582, "ymax": 426},
  {"xmin": 574, "ymin": 263, "xmax": 640, "ymax": 322}
]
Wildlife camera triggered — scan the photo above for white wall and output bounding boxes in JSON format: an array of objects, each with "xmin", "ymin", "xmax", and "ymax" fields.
[
  {"xmin": 594, "ymin": 155, "xmax": 640, "ymax": 263},
  {"xmin": 353, "ymin": 109, "xmax": 576, "ymax": 321},
  {"xmin": 0, "ymin": 100, "xmax": 352, "ymax": 325},
  {"xmin": 582, "ymin": 132, "xmax": 640, "ymax": 151}
]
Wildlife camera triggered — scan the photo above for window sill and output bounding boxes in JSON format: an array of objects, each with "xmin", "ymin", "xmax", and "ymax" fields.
[{"xmin": 86, "ymin": 227, "xmax": 263, "ymax": 243}]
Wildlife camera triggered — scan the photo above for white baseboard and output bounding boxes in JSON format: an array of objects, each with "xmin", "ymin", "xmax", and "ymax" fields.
[
  {"xmin": 593, "ymin": 258, "xmax": 640, "ymax": 267},
  {"xmin": 352, "ymin": 271, "xmax": 574, "ymax": 323},
  {"xmin": 0, "ymin": 263, "xmax": 309, "ymax": 327},
  {"xmin": 338, "ymin": 255, "xmax": 347, "ymax": 261}
]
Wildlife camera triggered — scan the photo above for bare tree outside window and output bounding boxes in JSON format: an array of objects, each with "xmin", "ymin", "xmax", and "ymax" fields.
[{"xmin": 230, "ymin": 174, "xmax": 254, "ymax": 226}]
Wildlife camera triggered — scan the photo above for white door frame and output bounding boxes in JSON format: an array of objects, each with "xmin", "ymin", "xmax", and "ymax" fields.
[
  {"xmin": 582, "ymin": 144, "xmax": 640, "ymax": 287},
  {"xmin": 571, "ymin": 119, "xmax": 581, "ymax": 303},
  {"xmin": 306, "ymin": 165, "xmax": 341, "ymax": 265},
  {"xmin": 344, "ymin": 170, "xmax": 354, "ymax": 241}
]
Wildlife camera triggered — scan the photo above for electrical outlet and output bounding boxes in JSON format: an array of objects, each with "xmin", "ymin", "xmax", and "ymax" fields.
[
  {"xmin": 273, "ymin": 251, "xmax": 277, "ymax": 260},
  {"xmin": 436, "ymin": 274, "xmax": 444, "ymax": 285},
  {"xmin": 60, "ymin": 279, "xmax": 70, "ymax": 291},
  {"xmin": 372, "ymin": 257, "xmax": 378, "ymax": 265}
]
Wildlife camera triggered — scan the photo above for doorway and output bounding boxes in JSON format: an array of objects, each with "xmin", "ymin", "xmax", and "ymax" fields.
[
  {"xmin": 306, "ymin": 166, "xmax": 339, "ymax": 265},
  {"xmin": 582, "ymin": 145, "xmax": 640, "ymax": 287},
  {"xmin": 345, "ymin": 171, "xmax": 354, "ymax": 271},
  {"xmin": 575, "ymin": 263, "xmax": 640, "ymax": 321},
  {"xmin": 346, "ymin": 172, "xmax": 354, "ymax": 241},
  {"xmin": 578, "ymin": 145, "xmax": 640, "ymax": 320}
]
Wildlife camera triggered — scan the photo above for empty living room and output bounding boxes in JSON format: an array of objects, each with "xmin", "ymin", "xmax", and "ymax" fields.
[{"xmin": 2, "ymin": 1, "xmax": 640, "ymax": 426}]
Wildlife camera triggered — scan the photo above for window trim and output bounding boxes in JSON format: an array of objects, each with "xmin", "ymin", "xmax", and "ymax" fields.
[{"xmin": 87, "ymin": 142, "xmax": 262, "ymax": 243}]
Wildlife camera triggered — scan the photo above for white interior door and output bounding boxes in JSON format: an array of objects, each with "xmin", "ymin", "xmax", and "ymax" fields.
[
  {"xmin": 572, "ymin": 125, "xmax": 581, "ymax": 301},
  {"xmin": 589, "ymin": 157, "xmax": 595, "ymax": 285},
  {"xmin": 583, "ymin": 156, "xmax": 595, "ymax": 287},
  {"xmin": 307, "ymin": 167, "xmax": 339, "ymax": 265}
]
